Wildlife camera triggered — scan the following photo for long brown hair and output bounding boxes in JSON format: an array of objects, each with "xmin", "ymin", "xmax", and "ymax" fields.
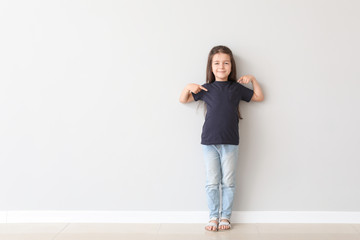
[
  {"xmin": 204, "ymin": 45, "xmax": 243, "ymax": 119},
  {"xmin": 206, "ymin": 45, "xmax": 237, "ymax": 83}
]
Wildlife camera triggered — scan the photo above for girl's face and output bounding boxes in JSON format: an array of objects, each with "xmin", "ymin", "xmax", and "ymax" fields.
[{"xmin": 212, "ymin": 53, "xmax": 231, "ymax": 81}]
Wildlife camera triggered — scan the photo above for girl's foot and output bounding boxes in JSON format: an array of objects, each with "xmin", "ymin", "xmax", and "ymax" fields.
[
  {"xmin": 219, "ymin": 218, "xmax": 231, "ymax": 230},
  {"xmin": 205, "ymin": 218, "xmax": 218, "ymax": 231}
]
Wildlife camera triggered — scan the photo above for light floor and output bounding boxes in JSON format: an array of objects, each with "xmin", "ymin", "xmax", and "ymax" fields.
[{"xmin": 0, "ymin": 223, "xmax": 360, "ymax": 240}]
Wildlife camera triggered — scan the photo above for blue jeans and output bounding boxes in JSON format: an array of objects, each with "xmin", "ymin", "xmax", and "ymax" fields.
[{"xmin": 202, "ymin": 144, "xmax": 239, "ymax": 220}]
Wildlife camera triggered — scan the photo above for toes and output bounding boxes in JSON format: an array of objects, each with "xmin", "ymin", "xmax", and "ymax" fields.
[{"xmin": 206, "ymin": 226, "xmax": 217, "ymax": 231}]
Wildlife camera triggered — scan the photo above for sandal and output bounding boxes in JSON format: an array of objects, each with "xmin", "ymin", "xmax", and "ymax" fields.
[
  {"xmin": 205, "ymin": 217, "xmax": 218, "ymax": 231},
  {"xmin": 219, "ymin": 218, "xmax": 231, "ymax": 230}
]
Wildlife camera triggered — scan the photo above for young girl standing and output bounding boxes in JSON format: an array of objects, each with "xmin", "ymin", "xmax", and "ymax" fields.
[{"xmin": 179, "ymin": 45, "xmax": 264, "ymax": 231}]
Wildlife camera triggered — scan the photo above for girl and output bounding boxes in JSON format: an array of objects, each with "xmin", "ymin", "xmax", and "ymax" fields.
[{"xmin": 179, "ymin": 45, "xmax": 264, "ymax": 231}]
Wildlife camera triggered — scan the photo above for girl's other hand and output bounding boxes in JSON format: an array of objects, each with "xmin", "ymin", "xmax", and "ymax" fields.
[
  {"xmin": 238, "ymin": 75, "xmax": 255, "ymax": 84},
  {"xmin": 187, "ymin": 83, "xmax": 208, "ymax": 94}
]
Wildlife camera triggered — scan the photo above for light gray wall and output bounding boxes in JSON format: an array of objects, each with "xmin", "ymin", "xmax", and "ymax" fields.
[{"xmin": 1, "ymin": 0, "xmax": 359, "ymax": 211}]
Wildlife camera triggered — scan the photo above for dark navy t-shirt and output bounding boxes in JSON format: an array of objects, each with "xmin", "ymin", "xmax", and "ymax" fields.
[{"xmin": 192, "ymin": 81, "xmax": 254, "ymax": 145}]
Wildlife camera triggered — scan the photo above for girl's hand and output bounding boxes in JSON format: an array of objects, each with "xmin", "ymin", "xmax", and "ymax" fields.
[
  {"xmin": 187, "ymin": 83, "xmax": 208, "ymax": 94},
  {"xmin": 237, "ymin": 75, "xmax": 255, "ymax": 84}
]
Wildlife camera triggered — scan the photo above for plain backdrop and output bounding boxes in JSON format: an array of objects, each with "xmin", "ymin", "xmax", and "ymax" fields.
[{"xmin": 1, "ymin": 0, "xmax": 360, "ymax": 212}]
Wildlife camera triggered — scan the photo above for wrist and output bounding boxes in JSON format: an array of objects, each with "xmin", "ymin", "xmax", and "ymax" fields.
[
  {"xmin": 185, "ymin": 84, "xmax": 191, "ymax": 92},
  {"xmin": 186, "ymin": 83, "xmax": 196, "ymax": 93}
]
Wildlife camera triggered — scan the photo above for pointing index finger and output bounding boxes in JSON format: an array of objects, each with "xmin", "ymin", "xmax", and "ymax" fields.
[{"xmin": 200, "ymin": 86, "xmax": 208, "ymax": 91}]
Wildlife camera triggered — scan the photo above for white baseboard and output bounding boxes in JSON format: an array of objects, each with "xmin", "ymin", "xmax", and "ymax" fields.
[{"xmin": 2, "ymin": 211, "xmax": 360, "ymax": 223}]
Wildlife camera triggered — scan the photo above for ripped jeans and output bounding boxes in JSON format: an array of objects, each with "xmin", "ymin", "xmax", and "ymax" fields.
[{"xmin": 202, "ymin": 144, "xmax": 239, "ymax": 220}]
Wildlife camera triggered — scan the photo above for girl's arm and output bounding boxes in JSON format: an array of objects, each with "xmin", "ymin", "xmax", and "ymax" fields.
[
  {"xmin": 179, "ymin": 83, "xmax": 208, "ymax": 103},
  {"xmin": 238, "ymin": 75, "xmax": 264, "ymax": 102}
]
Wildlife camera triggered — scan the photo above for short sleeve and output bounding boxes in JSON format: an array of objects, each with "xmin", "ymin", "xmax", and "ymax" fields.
[
  {"xmin": 191, "ymin": 84, "xmax": 208, "ymax": 101},
  {"xmin": 238, "ymin": 84, "xmax": 254, "ymax": 102}
]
